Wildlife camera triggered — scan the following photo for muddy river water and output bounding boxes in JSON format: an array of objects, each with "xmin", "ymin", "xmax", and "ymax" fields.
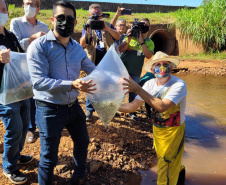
[{"xmin": 130, "ymin": 74, "xmax": 226, "ymax": 185}]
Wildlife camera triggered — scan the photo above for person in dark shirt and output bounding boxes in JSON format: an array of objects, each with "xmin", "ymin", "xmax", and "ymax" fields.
[
  {"xmin": 80, "ymin": 3, "xmax": 120, "ymax": 121},
  {"xmin": 0, "ymin": 0, "xmax": 33, "ymax": 184}
]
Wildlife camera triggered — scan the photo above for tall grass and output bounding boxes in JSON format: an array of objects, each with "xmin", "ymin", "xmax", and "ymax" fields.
[{"xmin": 174, "ymin": 0, "xmax": 226, "ymax": 52}]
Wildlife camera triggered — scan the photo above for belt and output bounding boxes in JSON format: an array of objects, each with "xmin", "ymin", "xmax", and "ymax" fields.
[{"xmin": 36, "ymin": 100, "xmax": 77, "ymax": 108}]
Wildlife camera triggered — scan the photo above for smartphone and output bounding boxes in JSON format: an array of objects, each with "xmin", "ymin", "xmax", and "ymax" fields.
[
  {"xmin": 102, "ymin": 13, "xmax": 110, "ymax": 18},
  {"xmin": 121, "ymin": 9, "xmax": 132, "ymax": 15}
]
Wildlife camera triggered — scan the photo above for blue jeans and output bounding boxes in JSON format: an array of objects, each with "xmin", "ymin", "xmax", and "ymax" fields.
[
  {"xmin": 29, "ymin": 98, "xmax": 36, "ymax": 132},
  {"xmin": 86, "ymin": 96, "xmax": 94, "ymax": 112},
  {"xmin": 129, "ymin": 73, "xmax": 140, "ymax": 103},
  {"xmin": 0, "ymin": 99, "xmax": 30, "ymax": 173},
  {"xmin": 36, "ymin": 100, "xmax": 89, "ymax": 185}
]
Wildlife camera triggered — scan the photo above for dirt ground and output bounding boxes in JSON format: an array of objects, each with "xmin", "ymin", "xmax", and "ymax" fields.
[
  {"xmin": 0, "ymin": 58, "xmax": 225, "ymax": 185},
  {"xmin": 174, "ymin": 58, "xmax": 226, "ymax": 76}
]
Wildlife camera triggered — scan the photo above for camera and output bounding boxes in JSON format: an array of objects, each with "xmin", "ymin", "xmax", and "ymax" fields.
[
  {"xmin": 84, "ymin": 13, "xmax": 110, "ymax": 30},
  {"xmin": 130, "ymin": 18, "xmax": 146, "ymax": 38}
]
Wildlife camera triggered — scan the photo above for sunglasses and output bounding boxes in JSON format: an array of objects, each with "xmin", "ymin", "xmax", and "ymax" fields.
[
  {"xmin": 154, "ymin": 63, "xmax": 170, "ymax": 68},
  {"xmin": 54, "ymin": 14, "xmax": 75, "ymax": 23}
]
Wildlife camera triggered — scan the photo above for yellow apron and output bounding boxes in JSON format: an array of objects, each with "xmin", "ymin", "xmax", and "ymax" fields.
[{"xmin": 153, "ymin": 122, "xmax": 185, "ymax": 185}]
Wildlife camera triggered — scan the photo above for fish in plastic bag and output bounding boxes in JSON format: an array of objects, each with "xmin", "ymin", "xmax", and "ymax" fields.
[
  {"xmin": 82, "ymin": 44, "xmax": 129, "ymax": 126},
  {"xmin": 0, "ymin": 51, "xmax": 33, "ymax": 105}
]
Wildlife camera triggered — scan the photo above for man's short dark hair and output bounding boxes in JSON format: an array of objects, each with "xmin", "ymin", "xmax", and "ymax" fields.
[
  {"xmin": 140, "ymin": 18, "xmax": 150, "ymax": 26},
  {"xmin": 53, "ymin": 0, "xmax": 76, "ymax": 19}
]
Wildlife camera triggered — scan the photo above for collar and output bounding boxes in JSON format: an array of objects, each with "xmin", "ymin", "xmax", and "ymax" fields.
[
  {"xmin": 0, "ymin": 28, "xmax": 10, "ymax": 37},
  {"xmin": 3, "ymin": 28, "xmax": 10, "ymax": 36},
  {"xmin": 22, "ymin": 15, "xmax": 40, "ymax": 26},
  {"xmin": 143, "ymin": 36, "xmax": 149, "ymax": 42},
  {"xmin": 46, "ymin": 30, "xmax": 74, "ymax": 45}
]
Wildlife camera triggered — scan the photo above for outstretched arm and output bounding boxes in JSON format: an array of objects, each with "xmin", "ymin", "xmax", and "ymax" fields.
[
  {"xmin": 122, "ymin": 77, "xmax": 175, "ymax": 113},
  {"xmin": 110, "ymin": 7, "xmax": 125, "ymax": 27}
]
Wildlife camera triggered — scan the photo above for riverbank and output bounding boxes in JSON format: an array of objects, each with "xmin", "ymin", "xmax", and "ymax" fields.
[{"xmin": 175, "ymin": 58, "xmax": 226, "ymax": 76}]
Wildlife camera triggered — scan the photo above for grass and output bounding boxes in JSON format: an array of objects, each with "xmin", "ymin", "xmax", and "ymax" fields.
[
  {"xmin": 173, "ymin": 0, "xmax": 226, "ymax": 52},
  {"xmin": 178, "ymin": 51, "xmax": 226, "ymax": 62},
  {"xmin": 5, "ymin": 5, "xmax": 175, "ymax": 32}
]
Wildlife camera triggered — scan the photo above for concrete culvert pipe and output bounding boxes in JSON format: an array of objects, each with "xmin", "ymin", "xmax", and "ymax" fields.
[{"xmin": 150, "ymin": 29, "xmax": 176, "ymax": 55}]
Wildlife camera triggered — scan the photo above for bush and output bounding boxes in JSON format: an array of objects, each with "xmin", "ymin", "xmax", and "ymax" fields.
[{"xmin": 174, "ymin": 0, "xmax": 226, "ymax": 52}]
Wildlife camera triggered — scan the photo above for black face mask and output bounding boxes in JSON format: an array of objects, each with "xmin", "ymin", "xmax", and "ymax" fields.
[
  {"xmin": 55, "ymin": 19, "xmax": 74, "ymax": 37},
  {"xmin": 141, "ymin": 25, "xmax": 149, "ymax": 33}
]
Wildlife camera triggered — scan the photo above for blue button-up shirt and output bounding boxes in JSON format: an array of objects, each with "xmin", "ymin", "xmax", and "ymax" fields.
[
  {"xmin": 27, "ymin": 30, "xmax": 96, "ymax": 105},
  {"xmin": 10, "ymin": 16, "xmax": 49, "ymax": 51}
]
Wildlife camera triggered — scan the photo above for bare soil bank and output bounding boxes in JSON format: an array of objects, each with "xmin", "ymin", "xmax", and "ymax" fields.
[{"xmin": 174, "ymin": 59, "xmax": 226, "ymax": 76}]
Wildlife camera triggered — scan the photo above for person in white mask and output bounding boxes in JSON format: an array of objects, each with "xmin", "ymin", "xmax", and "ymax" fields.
[
  {"xmin": 10, "ymin": 0, "xmax": 48, "ymax": 51},
  {"xmin": 0, "ymin": 0, "xmax": 33, "ymax": 184},
  {"xmin": 10, "ymin": 0, "xmax": 49, "ymax": 144}
]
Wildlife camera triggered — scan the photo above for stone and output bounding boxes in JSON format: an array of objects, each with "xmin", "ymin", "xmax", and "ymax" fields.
[
  {"xmin": 55, "ymin": 161, "xmax": 70, "ymax": 173},
  {"xmin": 89, "ymin": 161, "xmax": 103, "ymax": 173}
]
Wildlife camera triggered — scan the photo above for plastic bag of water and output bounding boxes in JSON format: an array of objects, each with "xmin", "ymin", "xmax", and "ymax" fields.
[
  {"xmin": 0, "ymin": 51, "xmax": 33, "ymax": 105},
  {"xmin": 82, "ymin": 44, "xmax": 129, "ymax": 126}
]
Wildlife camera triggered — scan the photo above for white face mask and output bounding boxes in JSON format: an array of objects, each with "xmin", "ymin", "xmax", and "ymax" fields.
[
  {"xmin": 24, "ymin": 5, "xmax": 36, "ymax": 18},
  {"xmin": 0, "ymin": 13, "xmax": 8, "ymax": 27}
]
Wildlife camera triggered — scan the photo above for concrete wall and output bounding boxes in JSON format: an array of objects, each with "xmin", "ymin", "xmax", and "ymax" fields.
[{"xmin": 6, "ymin": 0, "xmax": 195, "ymax": 13}]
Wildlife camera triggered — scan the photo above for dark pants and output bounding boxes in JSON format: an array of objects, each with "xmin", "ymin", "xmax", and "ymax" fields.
[
  {"xmin": 28, "ymin": 98, "xmax": 36, "ymax": 132},
  {"xmin": 86, "ymin": 96, "xmax": 94, "ymax": 111},
  {"xmin": 129, "ymin": 73, "xmax": 140, "ymax": 103},
  {"xmin": 35, "ymin": 100, "xmax": 89, "ymax": 185}
]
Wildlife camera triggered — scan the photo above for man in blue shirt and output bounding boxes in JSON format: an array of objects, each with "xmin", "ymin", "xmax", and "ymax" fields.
[
  {"xmin": 10, "ymin": 0, "xmax": 49, "ymax": 144},
  {"xmin": 27, "ymin": 1, "xmax": 96, "ymax": 184}
]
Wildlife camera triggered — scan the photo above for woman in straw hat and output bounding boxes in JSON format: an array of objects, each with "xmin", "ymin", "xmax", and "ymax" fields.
[{"xmin": 119, "ymin": 51, "xmax": 187, "ymax": 185}]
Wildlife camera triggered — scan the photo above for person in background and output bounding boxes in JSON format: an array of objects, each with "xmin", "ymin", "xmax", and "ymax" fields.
[
  {"xmin": 27, "ymin": 1, "xmax": 96, "ymax": 184},
  {"xmin": 0, "ymin": 0, "xmax": 33, "ymax": 184},
  {"xmin": 119, "ymin": 18, "xmax": 154, "ymax": 121},
  {"xmin": 138, "ymin": 71, "xmax": 155, "ymax": 118},
  {"xmin": 80, "ymin": 3, "xmax": 120, "ymax": 121},
  {"xmin": 110, "ymin": 7, "xmax": 127, "ymax": 54},
  {"xmin": 10, "ymin": 0, "xmax": 49, "ymax": 144},
  {"xmin": 110, "ymin": 6, "xmax": 125, "ymax": 27},
  {"xmin": 114, "ymin": 18, "xmax": 127, "ymax": 54},
  {"xmin": 119, "ymin": 51, "xmax": 187, "ymax": 185}
]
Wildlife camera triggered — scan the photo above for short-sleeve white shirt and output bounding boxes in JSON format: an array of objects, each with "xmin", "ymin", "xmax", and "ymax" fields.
[{"xmin": 136, "ymin": 75, "xmax": 187, "ymax": 124}]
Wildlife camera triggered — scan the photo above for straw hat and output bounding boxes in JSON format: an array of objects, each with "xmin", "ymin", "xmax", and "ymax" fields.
[{"xmin": 144, "ymin": 51, "xmax": 180, "ymax": 72}]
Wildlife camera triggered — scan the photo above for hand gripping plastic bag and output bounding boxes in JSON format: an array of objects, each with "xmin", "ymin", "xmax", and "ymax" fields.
[
  {"xmin": 0, "ymin": 51, "xmax": 33, "ymax": 105},
  {"xmin": 82, "ymin": 44, "xmax": 129, "ymax": 126}
]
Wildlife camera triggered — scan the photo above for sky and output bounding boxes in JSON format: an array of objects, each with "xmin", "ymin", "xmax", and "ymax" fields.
[{"xmin": 71, "ymin": 0, "xmax": 203, "ymax": 7}]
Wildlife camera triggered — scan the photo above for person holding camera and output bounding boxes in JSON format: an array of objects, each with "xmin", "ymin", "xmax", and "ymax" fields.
[
  {"xmin": 119, "ymin": 18, "xmax": 154, "ymax": 121},
  {"xmin": 80, "ymin": 4, "xmax": 120, "ymax": 121}
]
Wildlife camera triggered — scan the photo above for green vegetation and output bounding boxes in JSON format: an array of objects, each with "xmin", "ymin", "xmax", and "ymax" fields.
[
  {"xmin": 178, "ymin": 51, "xmax": 226, "ymax": 62},
  {"xmin": 174, "ymin": 0, "xmax": 226, "ymax": 52},
  {"xmin": 5, "ymin": 6, "xmax": 175, "ymax": 32}
]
